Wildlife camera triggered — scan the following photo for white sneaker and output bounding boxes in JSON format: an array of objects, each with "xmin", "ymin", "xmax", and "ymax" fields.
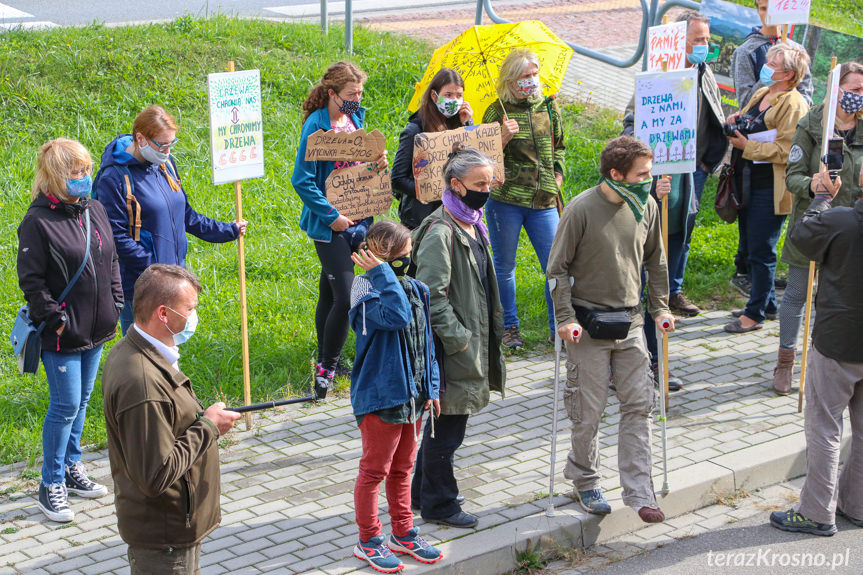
[
  {"xmin": 65, "ymin": 461, "xmax": 108, "ymax": 498},
  {"xmin": 38, "ymin": 483, "xmax": 74, "ymax": 523}
]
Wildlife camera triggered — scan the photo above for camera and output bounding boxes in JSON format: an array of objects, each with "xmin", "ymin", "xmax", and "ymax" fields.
[{"xmin": 723, "ymin": 116, "xmax": 756, "ymax": 137}]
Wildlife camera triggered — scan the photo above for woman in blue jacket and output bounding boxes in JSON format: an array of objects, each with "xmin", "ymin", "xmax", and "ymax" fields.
[
  {"xmin": 292, "ymin": 62, "xmax": 387, "ymax": 398},
  {"xmin": 94, "ymin": 105, "xmax": 247, "ymax": 334},
  {"xmin": 348, "ymin": 221, "xmax": 441, "ymax": 573}
]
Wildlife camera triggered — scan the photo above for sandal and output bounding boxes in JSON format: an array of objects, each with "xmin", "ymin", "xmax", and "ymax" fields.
[{"xmin": 723, "ymin": 318, "xmax": 763, "ymax": 334}]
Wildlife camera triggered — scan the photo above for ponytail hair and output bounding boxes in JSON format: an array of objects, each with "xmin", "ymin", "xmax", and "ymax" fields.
[
  {"xmin": 302, "ymin": 61, "xmax": 368, "ymax": 123},
  {"xmin": 442, "ymin": 142, "xmax": 495, "ymax": 188}
]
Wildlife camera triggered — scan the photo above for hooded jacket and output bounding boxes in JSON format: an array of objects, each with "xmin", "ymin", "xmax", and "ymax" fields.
[
  {"xmin": 782, "ymin": 104, "xmax": 863, "ymax": 268},
  {"xmin": 730, "ymin": 28, "xmax": 814, "ymax": 109},
  {"xmin": 94, "ymin": 135, "xmax": 239, "ymax": 302},
  {"xmin": 16, "ymin": 195, "xmax": 123, "ymax": 353}
]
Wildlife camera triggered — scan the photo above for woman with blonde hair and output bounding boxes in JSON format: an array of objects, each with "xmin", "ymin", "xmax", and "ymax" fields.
[
  {"xmin": 94, "ymin": 105, "xmax": 247, "ymax": 334},
  {"xmin": 17, "ymin": 138, "xmax": 123, "ymax": 522},
  {"xmin": 292, "ymin": 62, "xmax": 388, "ymax": 398},
  {"xmin": 722, "ymin": 43, "xmax": 810, "ymax": 334},
  {"xmin": 482, "ymin": 48, "xmax": 566, "ymax": 348}
]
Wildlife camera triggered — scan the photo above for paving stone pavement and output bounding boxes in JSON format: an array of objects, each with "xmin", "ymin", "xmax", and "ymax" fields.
[{"xmin": 0, "ymin": 309, "xmax": 843, "ymax": 574}]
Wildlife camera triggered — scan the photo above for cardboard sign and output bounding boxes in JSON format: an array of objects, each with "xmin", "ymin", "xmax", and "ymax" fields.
[
  {"xmin": 207, "ymin": 69, "xmax": 264, "ymax": 185},
  {"xmin": 647, "ymin": 22, "xmax": 688, "ymax": 72},
  {"xmin": 412, "ymin": 123, "xmax": 504, "ymax": 203},
  {"xmin": 304, "ymin": 129, "xmax": 387, "ymax": 162},
  {"xmin": 766, "ymin": 0, "xmax": 811, "ymax": 25},
  {"xmin": 325, "ymin": 163, "xmax": 392, "ymax": 221},
  {"xmin": 820, "ymin": 67, "xmax": 841, "ymax": 158},
  {"xmin": 635, "ymin": 68, "xmax": 699, "ymax": 175}
]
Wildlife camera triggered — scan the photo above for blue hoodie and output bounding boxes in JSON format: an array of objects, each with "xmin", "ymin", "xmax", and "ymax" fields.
[{"xmin": 94, "ymin": 134, "xmax": 239, "ymax": 301}]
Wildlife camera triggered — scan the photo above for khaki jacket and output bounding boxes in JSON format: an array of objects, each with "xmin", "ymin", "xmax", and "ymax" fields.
[
  {"xmin": 102, "ymin": 328, "xmax": 221, "ymax": 549},
  {"xmin": 740, "ymin": 86, "xmax": 810, "ymax": 214}
]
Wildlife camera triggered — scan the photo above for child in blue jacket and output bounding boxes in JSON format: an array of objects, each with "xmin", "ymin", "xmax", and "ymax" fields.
[{"xmin": 348, "ymin": 221, "xmax": 442, "ymax": 573}]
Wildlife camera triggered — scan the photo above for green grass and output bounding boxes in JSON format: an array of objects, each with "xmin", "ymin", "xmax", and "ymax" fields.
[
  {"xmin": 0, "ymin": 16, "xmax": 751, "ymax": 465},
  {"xmin": 726, "ymin": 0, "xmax": 863, "ymax": 36}
]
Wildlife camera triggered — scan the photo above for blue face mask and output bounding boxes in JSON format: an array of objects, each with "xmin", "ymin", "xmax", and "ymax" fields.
[
  {"xmin": 166, "ymin": 307, "xmax": 198, "ymax": 345},
  {"xmin": 687, "ymin": 44, "xmax": 708, "ymax": 65},
  {"xmin": 66, "ymin": 176, "xmax": 92, "ymax": 198},
  {"xmin": 759, "ymin": 64, "xmax": 777, "ymax": 87}
]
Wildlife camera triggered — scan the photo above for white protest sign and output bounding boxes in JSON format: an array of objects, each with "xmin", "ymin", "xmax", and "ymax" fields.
[
  {"xmin": 647, "ymin": 21, "xmax": 688, "ymax": 72},
  {"xmin": 766, "ymin": 0, "xmax": 811, "ymax": 26},
  {"xmin": 635, "ymin": 68, "xmax": 699, "ymax": 175},
  {"xmin": 207, "ymin": 69, "xmax": 264, "ymax": 185},
  {"xmin": 821, "ymin": 66, "xmax": 841, "ymax": 158}
]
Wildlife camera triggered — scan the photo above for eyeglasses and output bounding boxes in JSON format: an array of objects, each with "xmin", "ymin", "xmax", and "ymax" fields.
[{"xmin": 148, "ymin": 137, "xmax": 179, "ymax": 152}]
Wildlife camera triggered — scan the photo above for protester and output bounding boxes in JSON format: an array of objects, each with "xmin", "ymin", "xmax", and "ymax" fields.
[
  {"xmin": 392, "ymin": 68, "xmax": 474, "ymax": 229},
  {"xmin": 722, "ymin": 44, "xmax": 810, "ymax": 334},
  {"xmin": 18, "ymin": 138, "xmax": 123, "ymax": 523},
  {"xmin": 95, "ymin": 105, "xmax": 246, "ymax": 335},
  {"xmin": 482, "ymin": 48, "xmax": 566, "ymax": 348},
  {"xmin": 547, "ymin": 136, "xmax": 674, "ymax": 524},
  {"xmin": 769, "ymin": 174, "xmax": 863, "ymax": 537},
  {"xmin": 729, "ymin": 0, "xmax": 814, "ymax": 295},
  {"xmin": 102, "ymin": 264, "xmax": 242, "ymax": 574},
  {"xmin": 348, "ymin": 222, "xmax": 443, "ymax": 572},
  {"xmin": 772, "ymin": 62, "xmax": 863, "ymax": 395},
  {"xmin": 410, "ymin": 144, "xmax": 505, "ymax": 528},
  {"xmin": 292, "ymin": 61, "xmax": 388, "ymax": 398}
]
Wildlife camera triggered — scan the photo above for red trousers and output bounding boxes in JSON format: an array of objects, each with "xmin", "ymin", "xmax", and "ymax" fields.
[{"xmin": 355, "ymin": 413, "xmax": 421, "ymax": 541}]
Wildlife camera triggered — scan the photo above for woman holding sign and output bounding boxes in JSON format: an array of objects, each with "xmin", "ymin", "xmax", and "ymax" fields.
[
  {"xmin": 482, "ymin": 48, "xmax": 566, "ymax": 348},
  {"xmin": 770, "ymin": 62, "xmax": 863, "ymax": 394},
  {"xmin": 722, "ymin": 44, "xmax": 810, "ymax": 334},
  {"xmin": 392, "ymin": 68, "xmax": 474, "ymax": 229},
  {"xmin": 94, "ymin": 105, "xmax": 247, "ymax": 335},
  {"xmin": 292, "ymin": 62, "xmax": 388, "ymax": 399}
]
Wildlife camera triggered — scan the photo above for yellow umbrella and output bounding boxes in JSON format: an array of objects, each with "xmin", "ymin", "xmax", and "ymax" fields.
[{"xmin": 408, "ymin": 20, "xmax": 574, "ymax": 124}]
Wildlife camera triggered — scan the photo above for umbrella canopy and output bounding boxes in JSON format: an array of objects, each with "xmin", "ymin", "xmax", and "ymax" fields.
[{"xmin": 408, "ymin": 20, "xmax": 574, "ymax": 124}]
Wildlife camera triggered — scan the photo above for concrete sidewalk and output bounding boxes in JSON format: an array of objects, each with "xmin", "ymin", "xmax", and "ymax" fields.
[{"xmin": 0, "ymin": 309, "xmax": 847, "ymax": 575}]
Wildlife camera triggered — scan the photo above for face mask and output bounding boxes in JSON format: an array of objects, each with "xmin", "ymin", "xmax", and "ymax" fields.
[
  {"xmin": 435, "ymin": 93, "xmax": 463, "ymax": 118},
  {"xmin": 457, "ymin": 180, "xmax": 490, "ymax": 210},
  {"xmin": 759, "ymin": 64, "xmax": 777, "ymax": 87},
  {"xmin": 165, "ymin": 307, "xmax": 198, "ymax": 346},
  {"xmin": 139, "ymin": 141, "xmax": 170, "ymax": 165},
  {"xmin": 603, "ymin": 176, "xmax": 652, "ymax": 222},
  {"xmin": 516, "ymin": 75, "xmax": 541, "ymax": 97},
  {"xmin": 687, "ymin": 44, "xmax": 708, "ymax": 65},
  {"xmin": 388, "ymin": 256, "xmax": 411, "ymax": 278},
  {"xmin": 839, "ymin": 89, "xmax": 863, "ymax": 115},
  {"xmin": 66, "ymin": 176, "xmax": 92, "ymax": 198},
  {"xmin": 336, "ymin": 96, "xmax": 361, "ymax": 116}
]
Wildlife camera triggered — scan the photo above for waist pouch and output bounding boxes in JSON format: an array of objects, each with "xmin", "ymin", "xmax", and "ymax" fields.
[{"xmin": 574, "ymin": 306, "xmax": 632, "ymax": 340}]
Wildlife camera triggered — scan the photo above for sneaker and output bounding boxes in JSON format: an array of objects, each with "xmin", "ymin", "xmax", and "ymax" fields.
[
  {"xmin": 354, "ymin": 535, "xmax": 404, "ymax": 573},
  {"xmin": 411, "ymin": 493, "xmax": 464, "ymax": 513},
  {"xmin": 334, "ymin": 359, "xmax": 352, "ymax": 378},
  {"xmin": 313, "ymin": 363, "xmax": 333, "ymax": 400},
  {"xmin": 650, "ymin": 362, "xmax": 683, "ymax": 392},
  {"xmin": 38, "ymin": 483, "xmax": 74, "ymax": 523},
  {"xmin": 576, "ymin": 488, "xmax": 611, "ymax": 515},
  {"xmin": 422, "ymin": 510, "xmax": 478, "ymax": 528},
  {"xmin": 65, "ymin": 462, "xmax": 108, "ymax": 498},
  {"xmin": 388, "ymin": 527, "xmax": 443, "ymax": 564},
  {"xmin": 837, "ymin": 507, "xmax": 863, "ymax": 527},
  {"xmin": 730, "ymin": 273, "xmax": 751, "ymax": 297},
  {"xmin": 769, "ymin": 508, "xmax": 837, "ymax": 536},
  {"xmin": 668, "ymin": 293, "xmax": 701, "ymax": 317},
  {"xmin": 502, "ymin": 326, "xmax": 524, "ymax": 349},
  {"xmin": 774, "ymin": 277, "xmax": 787, "ymax": 289}
]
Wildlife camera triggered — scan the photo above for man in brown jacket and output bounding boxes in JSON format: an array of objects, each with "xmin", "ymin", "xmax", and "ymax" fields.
[{"xmin": 102, "ymin": 264, "xmax": 240, "ymax": 574}]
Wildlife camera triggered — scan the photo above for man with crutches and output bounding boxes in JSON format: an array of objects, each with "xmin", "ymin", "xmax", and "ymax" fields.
[{"xmin": 547, "ymin": 136, "xmax": 674, "ymax": 524}]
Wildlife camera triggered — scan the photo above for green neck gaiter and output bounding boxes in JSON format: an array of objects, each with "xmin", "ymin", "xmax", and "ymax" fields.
[{"xmin": 602, "ymin": 176, "xmax": 652, "ymax": 222}]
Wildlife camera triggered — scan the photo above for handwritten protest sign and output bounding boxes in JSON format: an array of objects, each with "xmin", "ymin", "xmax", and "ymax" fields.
[
  {"xmin": 766, "ymin": 0, "xmax": 811, "ymax": 26},
  {"xmin": 647, "ymin": 21, "xmax": 688, "ymax": 72},
  {"xmin": 634, "ymin": 68, "xmax": 699, "ymax": 175},
  {"xmin": 413, "ymin": 123, "xmax": 504, "ymax": 203},
  {"xmin": 305, "ymin": 129, "xmax": 387, "ymax": 162},
  {"xmin": 207, "ymin": 69, "xmax": 264, "ymax": 185},
  {"xmin": 325, "ymin": 164, "xmax": 392, "ymax": 221},
  {"xmin": 820, "ymin": 67, "xmax": 841, "ymax": 158}
]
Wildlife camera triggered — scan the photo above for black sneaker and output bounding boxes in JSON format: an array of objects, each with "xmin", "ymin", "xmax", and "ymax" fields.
[
  {"xmin": 422, "ymin": 510, "xmax": 478, "ymax": 528},
  {"xmin": 730, "ymin": 273, "xmax": 751, "ymax": 297},
  {"xmin": 651, "ymin": 362, "xmax": 682, "ymax": 392},
  {"xmin": 502, "ymin": 326, "xmax": 524, "ymax": 349},
  {"xmin": 837, "ymin": 507, "xmax": 863, "ymax": 527},
  {"xmin": 38, "ymin": 483, "xmax": 74, "ymax": 523},
  {"xmin": 65, "ymin": 462, "xmax": 108, "ymax": 498},
  {"xmin": 770, "ymin": 508, "xmax": 837, "ymax": 536},
  {"xmin": 313, "ymin": 363, "xmax": 333, "ymax": 400}
]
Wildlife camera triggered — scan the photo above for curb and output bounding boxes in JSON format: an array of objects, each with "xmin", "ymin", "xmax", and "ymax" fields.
[{"xmin": 403, "ymin": 430, "xmax": 851, "ymax": 574}]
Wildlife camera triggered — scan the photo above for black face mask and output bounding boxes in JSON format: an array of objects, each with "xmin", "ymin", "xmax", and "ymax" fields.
[
  {"xmin": 458, "ymin": 180, "xmax": 490, "ymax": 210},
  {"xmin": 388, "ymin": 256, "xmax": 411, "ymax": 277}
]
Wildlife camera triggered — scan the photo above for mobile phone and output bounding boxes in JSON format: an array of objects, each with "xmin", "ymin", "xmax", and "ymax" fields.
[{"xmin": 822, "ymin": 138, "xmax": 844, "ymax": 181}]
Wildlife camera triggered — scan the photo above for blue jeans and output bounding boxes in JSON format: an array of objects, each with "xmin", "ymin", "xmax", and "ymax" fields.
[
  {"xmin": 119, "ymin": 304, "xmax": 133, "ymax": 335},
  {"xmin": 41, "ymin": 345, "xmax": 103, "ymax": 486},
  {"xmin": 485, "ymin": 199, "xmax": 559, "ymax": 335},
  {"xmin": 668, "ymin": 166, "xmax": 708, "ymax": 296},
  {"xmin": 740, "ymin": 186, "xmax": 786, "ymax": 322}
]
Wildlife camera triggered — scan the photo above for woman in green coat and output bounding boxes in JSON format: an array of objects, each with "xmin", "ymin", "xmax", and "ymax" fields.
[
  {"xmin": 410, "ymin": 145, "xmax": 505, "ymax": 529},
  {"xmin": 773, "ymin": 62, "xmax": 863, "ymax": 395}
]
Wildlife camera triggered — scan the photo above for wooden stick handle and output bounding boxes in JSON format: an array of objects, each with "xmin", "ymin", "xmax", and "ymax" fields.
[{"xmin": 798, "ymin": 262, "xmax": 816, "ymax": 412}]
